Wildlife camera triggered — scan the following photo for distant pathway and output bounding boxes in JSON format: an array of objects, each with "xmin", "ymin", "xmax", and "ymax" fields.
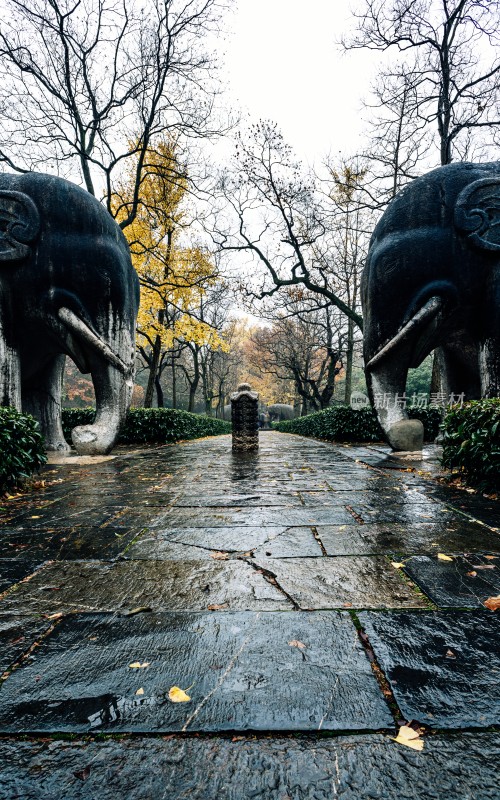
[{"xmin": 0, "ymin": 432, "xmax": 499, "ymax": 798}]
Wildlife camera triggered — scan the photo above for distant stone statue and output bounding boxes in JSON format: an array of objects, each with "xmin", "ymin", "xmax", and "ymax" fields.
[
  {"xmin": 0, "ymin": 172, "xmax": 139, "ymax": 455},
  {"xmin": 231, "ymin": 383, "xmax": 259, "ymax": 451},
  {"xmin": 362, "ymin": 162, "xmax": 500, "ymax": 451}
]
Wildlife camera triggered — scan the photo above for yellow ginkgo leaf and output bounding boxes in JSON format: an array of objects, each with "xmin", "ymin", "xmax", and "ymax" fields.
[
  {"xmin": 135, "ymin": 688, "xmax": 144, "ymax": 695},
  {"xmin": 129, "ymin": 661, "xmax": 150, "ymax": 669},
  {"xmin": 391, "ymin": 562, "xmax": 405, "ymax": 569},
  {"xmin": 437, "ymin": 553, "xmax": 453, "ymax": 561},
  {"xmin": 168, "ymin": 686, "xmax": 191, "ymax": 703},
  {"xmin": 392, "ymin": 725, "xmax": 424, "ymax": 751}
]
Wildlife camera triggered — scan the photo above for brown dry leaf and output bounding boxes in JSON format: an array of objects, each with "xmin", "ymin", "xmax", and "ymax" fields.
[
  {"xmin": 445, "ymin": 649, "xmax": 456, "ymax": 659},
  {"xmin": 391, "ymin": 562, "xmax": 405, "ymax": 569},
  {"xmin": 207, "ymin": 603, "xmax": 229, "ymax": 611},
  {"xmin": 484, "ymin": 595, "xmax": 500, "ymax": 611},
  {"xmin": 392, "ymin": 725, "xmax": 424, "ymax": 751},
  {"xmin": 135, "ymin": 688, "xmax": 144, "ymax": 696},
  {"xmin": 466, "ymin": 571, "xmax": 477, "ymax": 578},
  {"xmin": 168, "ymin": 686, "xmax": 191, "ymax": 703},
  {"xmin": 437, "ymin": 553, "xmax": 453, "ymax": 561},
  {"xmin": 484, "ymin": 555, "xmax": 497, "ymax": 560},
  {"xmin": 128, "ymin": 661, "xmax": 150, "ymax": 669},
  {"xmin": 210, "ymin": 551, "xmax": 229, "ymax": 561},
  {"xmin": 288, "ymin": 640, "xmax": 306, "ymax": 650},
  {"xmin": 45, "ymin": 612, "xmax": 64, "ymax": 620}
]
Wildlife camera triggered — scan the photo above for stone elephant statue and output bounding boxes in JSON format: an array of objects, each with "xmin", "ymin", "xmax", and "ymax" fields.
[
  {"xmin": 362, "ymin": 162, "xmax": 500, "ymax": 451},
  {"xmin": 0, "ymin": 172, "xmax": 140, "ymax": 455}
]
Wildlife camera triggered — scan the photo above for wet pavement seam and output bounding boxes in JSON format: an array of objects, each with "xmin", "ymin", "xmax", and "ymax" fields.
[
  {"xmin": 239, "ymin": 557, "xmax": 301, "ymax": 610},
  {"xmin": 311, "ymin": 526, "xmax": 328, "ymax": 556}
]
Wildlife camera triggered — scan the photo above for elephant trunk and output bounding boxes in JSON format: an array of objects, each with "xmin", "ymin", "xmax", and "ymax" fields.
[{"xmin": 363, "ymin": 296, "xmax": 443, "ymax": 452}]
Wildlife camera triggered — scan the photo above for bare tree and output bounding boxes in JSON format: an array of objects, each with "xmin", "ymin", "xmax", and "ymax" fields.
[
  {"xmin": 251, "ymin": 304, "xmax": 344, "ymax": 415},
  {"xmin": 0, "ymin": 0, "xmax": 225, "ymax": 226},
  {"xmin": 214, "ymin": 122, "xmax": 364, "ymax": 331},
  {"xmin": 344, "ymin": 0, "xmax": 500, "ymax": 165}
]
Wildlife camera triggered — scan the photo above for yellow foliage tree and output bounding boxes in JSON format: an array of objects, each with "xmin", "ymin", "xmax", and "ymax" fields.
[{"xmin": 113, "ymin": 140, "xmax": 227, "ymax": 406}]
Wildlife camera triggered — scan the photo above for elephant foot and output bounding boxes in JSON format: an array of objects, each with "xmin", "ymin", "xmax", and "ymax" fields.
[
  {"xmin": 387, "ymin": 419, "xmax": 424, "ymax": 452},
  {"xmin": 71, "ymin": 424, "xmax": 115, "ymax": 455}
]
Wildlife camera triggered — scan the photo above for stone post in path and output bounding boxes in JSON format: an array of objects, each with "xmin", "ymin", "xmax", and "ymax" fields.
[{"xmin": 230, "ymin": 383, "xmax": 259, "ymax": 451}]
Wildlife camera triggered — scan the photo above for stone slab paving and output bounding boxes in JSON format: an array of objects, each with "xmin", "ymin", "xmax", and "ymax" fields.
[
  {"xmin": 0, "ymin": 611, "xmax": 392, "ymax": 733},
  {"xmin": 1, "ymin": 733, "xmax": 499, "ymax": 800},
  {"xmin": 358, "ymin": 611, "xmax": 500, "ymax": 728},
  {"xmin": 0, "ymin": 431, "xmax": 499, "ymax": 797},
  {"xmin": 403, "ymin": 553, "xmax": 500, "ymax": 608},
  {"xmin": 0, "ymin": 560, "xmax": 291, "ymax": 615}
]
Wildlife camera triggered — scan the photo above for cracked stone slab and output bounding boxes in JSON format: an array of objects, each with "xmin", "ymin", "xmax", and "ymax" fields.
[
  {"xmin": 316, "ymin": 521, "xmax": 500, "ymax": 556},
  {"xmin": 173, "ymin": 493, "xmax": 303, "ymax": 507},
  {"xmin": 124, "ymin": 527, "xmax": 293, "ymax": 559},
  {"xmin": 0, "ymin": 559, "xmax": 44, "ymax": 592},
  {"xmin": 250, "ymin": 556, "xmax": 429, "ymax": 609},
  {"xmin": 403, "ymin": 554, "xmax": 500, "ymax": 608},
  {"xmin": 153, "ymin": 506, "xmax": 356, "ymax": 529},
  {"xmin": 0, "ymin": 733, "xmax": 499, "ymax": 799},
  {"xmin": 0, "ymin": 527, "xmax": 140, "ymax": 561},
  {"xmin": 0, "ymin": 560, "xmax": 291, "ymax": 615},
  {"xmin": 359, "ymin": 610, "xmax": 500, "ymax": 728},
  {"xmin": 0, "ymin": 611, "xmax": 392, "ymax": 733},
  {"xmin": 0, "ymin": 614, "xmax": 53, "ymax": 673},
  {"xmin": 126, "ymin": 526, "xmax": 322, "ymax": 560}
]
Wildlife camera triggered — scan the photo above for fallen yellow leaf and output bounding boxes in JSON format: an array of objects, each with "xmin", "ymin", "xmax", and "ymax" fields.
[
  {"xmin": 484, "ymin": 595, "xmax": 500, "ymax": 611},
  {"xmin": 484, "ymin": 555, "xmax": 497, "ymax": 560},
  {"xmin": 129, "ymin": 662, "xmax": 150, "ymax": 669},
  {"xmin": 391, "ymin": 562, "xmax": 405, "ymax": 569},
  {"xmin": 288, "ymin": 640, "xmax": 306, "ymax": 650},
  {"xmin": 437, "ymin": 553, "xmax": 453, "ymax": 561},
  {"xmin": 135, "ymin": 688, "xmax": 144, "ymax": 695},
  {"xmin": 168, "ymin": 686, "xmax": 191, "ymax": 703},
  {"xmin": 392, "ymin": 725, "xmax": 424, "ymax": 751}
]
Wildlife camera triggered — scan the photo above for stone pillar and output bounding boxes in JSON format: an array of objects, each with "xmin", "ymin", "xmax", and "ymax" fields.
[{"xmin": 231, "ymin": 383, "xmax": 259, "ymax": 451}]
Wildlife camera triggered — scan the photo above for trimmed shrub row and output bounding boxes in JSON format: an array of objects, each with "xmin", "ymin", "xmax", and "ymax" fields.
[
  {"xmin": 274, "ymin": 405, "xmax": 442, "ymax": 443},
  {"xmin": 441, "ymin": 399, "xmax": 500, "ymax": 492},
  {"xmin": 62, "ymin": 407, "xmax": 231, "ymax": 445},
  {"xmin": 0, "ymin": 407, "xmax": 47, "ymax": 492}
]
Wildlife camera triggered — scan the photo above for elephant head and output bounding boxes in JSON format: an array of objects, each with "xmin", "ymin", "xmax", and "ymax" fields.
[
  {"xmin": 0, "ymin": 173, "xmax": 140, "ymax": 456},
  {"xmin": 362, "ymin": 162, "xmax": 500, "ymax": 451}
]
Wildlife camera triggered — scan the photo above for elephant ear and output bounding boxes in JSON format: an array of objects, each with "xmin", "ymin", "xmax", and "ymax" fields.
[
  {"xmin": 454, "ymin": 177, "xmax": 500, "ymax": 251},
  {"xmin": 0, "ymin": 190, "xmax": 40, "ymax": 261}
]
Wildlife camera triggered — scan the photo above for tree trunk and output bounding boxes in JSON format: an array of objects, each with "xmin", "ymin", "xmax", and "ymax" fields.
[
  {"xmin": 344, "ymin": 318, "xmax": 354, "ymax": 404},
  {"xmin": 155, "ymin": 375, "xmax": 164, "ymax": 408},
  {"xmin": 171, "ymin": 358, "xmax": 177, "ymax": 409},
  {"xmin": 144, "ymin": 335, "xmax": 162, "ymax": 408}
]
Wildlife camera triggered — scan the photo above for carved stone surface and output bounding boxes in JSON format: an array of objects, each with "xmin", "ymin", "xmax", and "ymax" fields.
[
  {"xmin": 0, "ymin": 172, "xmax": 139, "ymax": 455},
  {"xmin": 362, "ymin": 162, "xmax": 500, "ymax": 451},
  {"xmin": 231, "ymin": 382, "xmax": 259, "ymax": 451}
]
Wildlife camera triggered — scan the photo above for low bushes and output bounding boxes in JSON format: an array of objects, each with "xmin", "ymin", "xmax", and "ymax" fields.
[
  {"xmin": 441, "ymin": 399, "xmax": 500, "ymax": 492},
  {"xmin": 0, "ymin": 407, "xmax": 47, "ymax": 492},
  {"xmin": 62, "ymin": 407, "xmax": 231, "ymax": 445},
  {"xmin": 274, "ymin": 405, "xmax": 442, "ymax": 443}
]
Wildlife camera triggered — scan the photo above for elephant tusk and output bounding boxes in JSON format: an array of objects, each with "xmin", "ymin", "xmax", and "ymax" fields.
[
  {"xmin": 365, "ymin": 296, "xmax": 443, "ymax": 371},
  {"xmin": 58, "ymin": 307, "xmax": 131, "ymax": 376}
]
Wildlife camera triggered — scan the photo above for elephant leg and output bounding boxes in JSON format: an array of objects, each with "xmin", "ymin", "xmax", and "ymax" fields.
[
  {"xmin": 22, "ymin": 354, "xmax": 70, "ymax": 452},
  {"xmin": 435, "ymin": 337, "xmax": 481, "ymax": 402},
  {"xmin": 71, "ymin": 360, "xmax": 133, "ymax": 456}
]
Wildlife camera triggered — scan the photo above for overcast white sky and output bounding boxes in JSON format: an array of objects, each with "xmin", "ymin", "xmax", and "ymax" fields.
[{"xmin": 219, "ymin": 0, "xmax": 377, "ymax": 165}]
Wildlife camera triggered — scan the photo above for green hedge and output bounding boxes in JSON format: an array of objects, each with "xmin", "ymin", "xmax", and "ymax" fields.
[
  {"xmin": 0, "ymin": 407, "xmax": 47, "ymax": 492},
  {"xmin": 62, "ymin": 407, "xmax": 231, "ymax": 445},
  {"xmin": 441, "ymin": 399, "xmax": 500, "ymax": 492},
  {"xmin": 274, "ymin": 405, "xmax": 442, "ymax": 443}
]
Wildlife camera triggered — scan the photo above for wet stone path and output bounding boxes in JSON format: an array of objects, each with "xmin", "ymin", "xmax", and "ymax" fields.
[{"xmin": 0, "ymin": 431, "xmax": 499, "ymax": 798}]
